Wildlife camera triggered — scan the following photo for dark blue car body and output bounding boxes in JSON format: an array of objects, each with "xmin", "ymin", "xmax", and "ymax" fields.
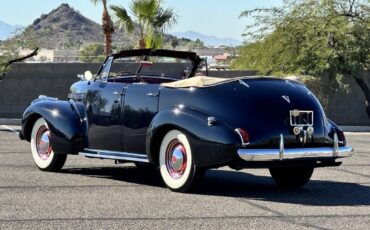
[{"xmin": 20, "ymin": 49, "xmax": 353, "ymax": 192}]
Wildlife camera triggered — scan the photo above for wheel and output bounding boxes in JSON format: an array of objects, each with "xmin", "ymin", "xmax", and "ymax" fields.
[
  {"xmin": 269, "ymin": 166, "xmax": 314, "ymax": 188},
  {"xmin": 30, "ymin": 118, "xmax": 67, "ymax": 171},
  {"xmin": 159, "ymin": 130, "xmax": 202, "ymax": 192}
]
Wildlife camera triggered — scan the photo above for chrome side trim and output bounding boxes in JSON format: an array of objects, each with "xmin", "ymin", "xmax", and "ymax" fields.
[
  {"xmin": 79, "ymin": 148, "xmax": 149, "ymax": 163},
  {"xmin": 237, "ymin": 133, "xmax": 353, "ymax": 162},
  {"xmin": 38, "ymin": 95, "xmax": 58, "ymax": 100}
]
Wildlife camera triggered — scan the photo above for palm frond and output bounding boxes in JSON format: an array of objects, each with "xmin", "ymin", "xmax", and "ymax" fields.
[
  {"xmin": 131, "ymin": 0, "xmax": 158, "ymax": 22},
  {"xmin": 90, "ymin": 0, "xmax": 108, "ymax": 7},
  {"xmin": 154, "ymin": 7, "xmax": 177, "ymax": 30},
  {"xmin": 110, "ymin": 5, "xmax": 135, "ymax": 33}
]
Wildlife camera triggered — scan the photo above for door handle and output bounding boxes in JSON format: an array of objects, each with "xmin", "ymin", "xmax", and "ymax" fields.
[
  {"xmin": 113, "ymin": 91, "xmax": 125, "ymax": 96},
  {"xmin": 146, "ymin": 92, "xmax": 159, "ymax": 97}
]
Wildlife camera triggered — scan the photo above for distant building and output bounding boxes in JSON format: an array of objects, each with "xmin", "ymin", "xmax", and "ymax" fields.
[
  {"xmin": 192, "ymin": 48, "xmax": 225, "ymax": 57},
  {"xmin": 214, "ymin": 53, "xmax": 229, "ymax": 62},
  {"xmin": 19, "ymin": 49, "xmax": 54, "ymax": 62},
  {"xmin": 54, "ymin": 50, "xmax": 79, "ymax": 63},
  {"xmin": 18, "ymin": 49, "xmax": 79, "ymax": 63}
]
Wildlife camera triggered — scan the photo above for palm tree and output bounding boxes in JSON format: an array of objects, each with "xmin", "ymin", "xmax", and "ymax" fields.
[
  {"xmin": 111, "ymin": 0, "xmax": 176, "ymax": 49},
  {"xmin": 91, "ymin": 0, "xmax": 114, "ymax": 55},
  {"xmin": 147, "ymin": 6, "xmax": 177, "ymax": 49},
  {"xmin": 171, "ymin": 38, "xmax": 179, "ymax": 50}
]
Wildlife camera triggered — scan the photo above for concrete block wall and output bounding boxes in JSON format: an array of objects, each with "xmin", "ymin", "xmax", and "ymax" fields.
[
  {"xmin": 326, "ymin": 71, "xmax": 370, "ymax": 126},
  {"xmin": 0, "ymin": 63, "xmax": 369, "ymax": 126},
  {"xmin": 0, "ymin": 63, "xmax": 100, "ymax": 118},
  {"xmin": 0, "ymin": 63, "xmax": 257, "ymax": 119},
  {"xmin": 208, "ymin": 70, "xmax": 258, "ymax": 78}
]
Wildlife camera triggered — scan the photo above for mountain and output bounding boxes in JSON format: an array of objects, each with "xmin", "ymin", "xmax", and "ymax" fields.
[
  {"xmin": 172, "ymin": 31, "xmax": 242, "ymax": 47},
  {"xmin": 7, "ymin": 4, "xmax": 235, "ymax": 50},
  {"xmin": 11, "ymin": 4, "xmax": 137, "ymax": 49},
  {"xmin": 0, "ymin": 21, "xmax": 22, "ymax": 40}
]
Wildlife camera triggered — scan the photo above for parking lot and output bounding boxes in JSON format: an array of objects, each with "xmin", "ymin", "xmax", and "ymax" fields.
[{"xmin": 0, "ymin": 126, "xmax": 369, "ymax": 229}]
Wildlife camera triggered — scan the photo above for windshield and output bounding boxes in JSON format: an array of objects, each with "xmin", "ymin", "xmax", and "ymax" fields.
[{"xmin": 109, "ymin": 56, "xmax": 194, "ymax": 80}]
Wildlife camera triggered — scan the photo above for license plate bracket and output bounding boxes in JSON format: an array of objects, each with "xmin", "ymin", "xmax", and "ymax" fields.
[{"xmin": 290, "ymin": 110, "xmax": 313, "ymax": 127}]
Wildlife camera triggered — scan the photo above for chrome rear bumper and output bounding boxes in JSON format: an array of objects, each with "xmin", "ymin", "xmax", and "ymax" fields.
[{"xmin": 238, "ymin": 133, "xmax": 354, "ymax": 162}]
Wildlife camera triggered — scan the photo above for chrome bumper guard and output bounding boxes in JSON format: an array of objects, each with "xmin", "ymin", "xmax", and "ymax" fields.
[{"xmin": 238, "ymin": 133, "xmax": 353, "ymax": 162}]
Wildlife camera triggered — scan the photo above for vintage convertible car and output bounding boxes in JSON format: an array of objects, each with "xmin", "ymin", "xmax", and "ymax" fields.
[{"xmin": 19, "ymin": 49, "xmax": 353, "ymax": 192}]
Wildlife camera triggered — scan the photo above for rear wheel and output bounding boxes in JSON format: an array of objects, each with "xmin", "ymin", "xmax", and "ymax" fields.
[
  {"xmin": 159, "ymin": 130, "xmax": 202, "ymax": 192},
  {"xmin": 269, "ymin": 166, "xmax": 314, "ymax": 188},
  {"xmin": 30, "ymin": 118, "xmax": 67, "ymax": 171}
]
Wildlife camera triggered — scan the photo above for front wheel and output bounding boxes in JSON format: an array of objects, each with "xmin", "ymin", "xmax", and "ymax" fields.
[
  {"xmin": 269, "ymin": 166, "xmax": 314, "ymax": 188},
  {"xmin": 159, "ymin": 130, "xmax": 202, "ymax": 192},
  {"xmin": 30, "ymin": 118, "xmax": 67, "ymax": 171}
]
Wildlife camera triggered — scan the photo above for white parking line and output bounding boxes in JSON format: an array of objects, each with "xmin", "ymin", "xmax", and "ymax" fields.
[{"xmin": 1, "ymin": 125, "xmax": 19, "ymax": 134}]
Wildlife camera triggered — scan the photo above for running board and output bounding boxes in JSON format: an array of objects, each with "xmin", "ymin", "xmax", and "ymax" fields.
[{"xmin": 79, "ymin": 148, "xmax": 149, "ymax": 163}]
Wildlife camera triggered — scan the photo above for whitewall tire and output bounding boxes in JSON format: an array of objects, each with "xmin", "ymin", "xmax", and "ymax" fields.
[
  {"xmin": 30, "ymin": 118, "xmax": 67, "ymax": 171},
  {"xmin": 159, "ymin": 129, "xmax": 202, "ymax": 192}
]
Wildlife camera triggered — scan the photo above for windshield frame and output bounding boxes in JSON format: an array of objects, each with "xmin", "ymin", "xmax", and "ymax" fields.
[{"xmin": 95, "ymin": 49, "xmax": 202, "ymax": 82}]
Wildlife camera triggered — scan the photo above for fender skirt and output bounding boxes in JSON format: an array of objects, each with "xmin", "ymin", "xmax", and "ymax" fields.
[{"xmin": 22, "ymin": 98, "xmax": 88, "ymax": 155}]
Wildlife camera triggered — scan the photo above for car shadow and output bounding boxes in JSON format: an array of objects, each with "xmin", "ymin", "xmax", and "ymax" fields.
[{"xmin": 61, "ymin": 166, "xmax": 370, "ymax": 207}]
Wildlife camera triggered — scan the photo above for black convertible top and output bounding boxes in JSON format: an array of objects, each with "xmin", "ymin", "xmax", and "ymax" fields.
[
  {"xmin": 111, "ymin": 49, "xmax": 202, "ymax": 77},
  {"xmin": 112, "ymin": 49, "xmax": 200, "ymax": 61}
]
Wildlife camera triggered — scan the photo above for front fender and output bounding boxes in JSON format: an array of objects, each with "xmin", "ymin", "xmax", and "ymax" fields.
[
  {"xmin": 146, "ymin": 106, "xmax": 240, "ymax": 167},
  {"xmin": 22, "ymin": 97, "xmax": 88, "ymax": 154}
]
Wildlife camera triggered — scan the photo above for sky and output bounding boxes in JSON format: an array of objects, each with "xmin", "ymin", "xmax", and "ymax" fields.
[{"xmin": 0, "ymin": 0, "xmax": 283, "ymax": 41}]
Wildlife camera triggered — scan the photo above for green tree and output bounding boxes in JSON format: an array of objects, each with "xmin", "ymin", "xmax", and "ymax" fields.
[
  {"xmin": 234, "ymin": 0, "xmax": 370, "ymax": 116},
  {"xmin": 147, "ymin": 4, "xmax": 177, "ymax": 49},
  {"xmin": 90, "ymin": 0, "xmax": 114, "ymax": 55},
  {"xmin": 1, "ymin": 28, "xmax": 39, "ymax": 80},
  {"xmin": 171, "ymin": 38, "xmax": 179, "ymax": 50},
  {"xmin": 110, "ymin": 0, "xmax": 176, "ymax": 49},
  {"xmin": 79, "ymin": 43, "xmax": 105, "ymax": 63},
  {"xmin": 187, "ymin": 38, "xmax": 204, "ymax": 50}
]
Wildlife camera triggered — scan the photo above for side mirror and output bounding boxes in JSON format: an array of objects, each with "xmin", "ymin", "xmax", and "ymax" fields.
[{"xmin": 84, "ymin": 71, "xmax": 93, "ymax": 81}]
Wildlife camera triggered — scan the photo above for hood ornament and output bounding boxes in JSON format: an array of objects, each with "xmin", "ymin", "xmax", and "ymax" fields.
[{"xmin": 282, "ymin": 95, "xmax": 290, "ymax": 103}]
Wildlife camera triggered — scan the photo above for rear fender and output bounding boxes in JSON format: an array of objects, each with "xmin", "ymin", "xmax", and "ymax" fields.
[
  {"xmin": 146, "ymin": 106, "xmax": 240, "ymax": 167},
  {"xmin": 22, "ymin": 97, "xmax": 88, "ymax": 154},
  {"xmin": 327, "ymin": 119, "xmax": 346, "ymax": 146}
]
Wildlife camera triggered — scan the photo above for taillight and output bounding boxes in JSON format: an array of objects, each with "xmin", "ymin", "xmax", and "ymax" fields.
[
  {"xmin": 235, "ymin": 128, "xmax": 250, "ymax": 146},
  {"xmin": 337, "ymin": 131, "xmax": 346, "ymax": 145}
]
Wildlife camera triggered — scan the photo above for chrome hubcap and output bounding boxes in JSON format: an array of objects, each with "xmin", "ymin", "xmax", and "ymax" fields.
[
  {"xmin": 165, "ymin": 140, "xmax": 187, "ymax": 179},
  {"xmin": 36, "ymin": 125, "xmax": 52, "ymax": 160}
]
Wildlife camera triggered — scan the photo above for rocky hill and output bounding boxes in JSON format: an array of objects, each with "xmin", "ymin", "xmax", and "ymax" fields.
[
  {"xmin": 12, "ymin": 4, "xmax": 137, "ymax": 49},
  {"xmin": 172, "ymin": 31, "xmax": 241, "ymax": 47},
  {"xmin": 0, "ymin": 21, "xmax": 22, "ymax": 40}
]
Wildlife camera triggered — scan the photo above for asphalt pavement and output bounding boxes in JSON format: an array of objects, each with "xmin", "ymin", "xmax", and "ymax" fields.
[{"xmin": 0, "ymin": 125, "xmax": 369, "ymax": 229}]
